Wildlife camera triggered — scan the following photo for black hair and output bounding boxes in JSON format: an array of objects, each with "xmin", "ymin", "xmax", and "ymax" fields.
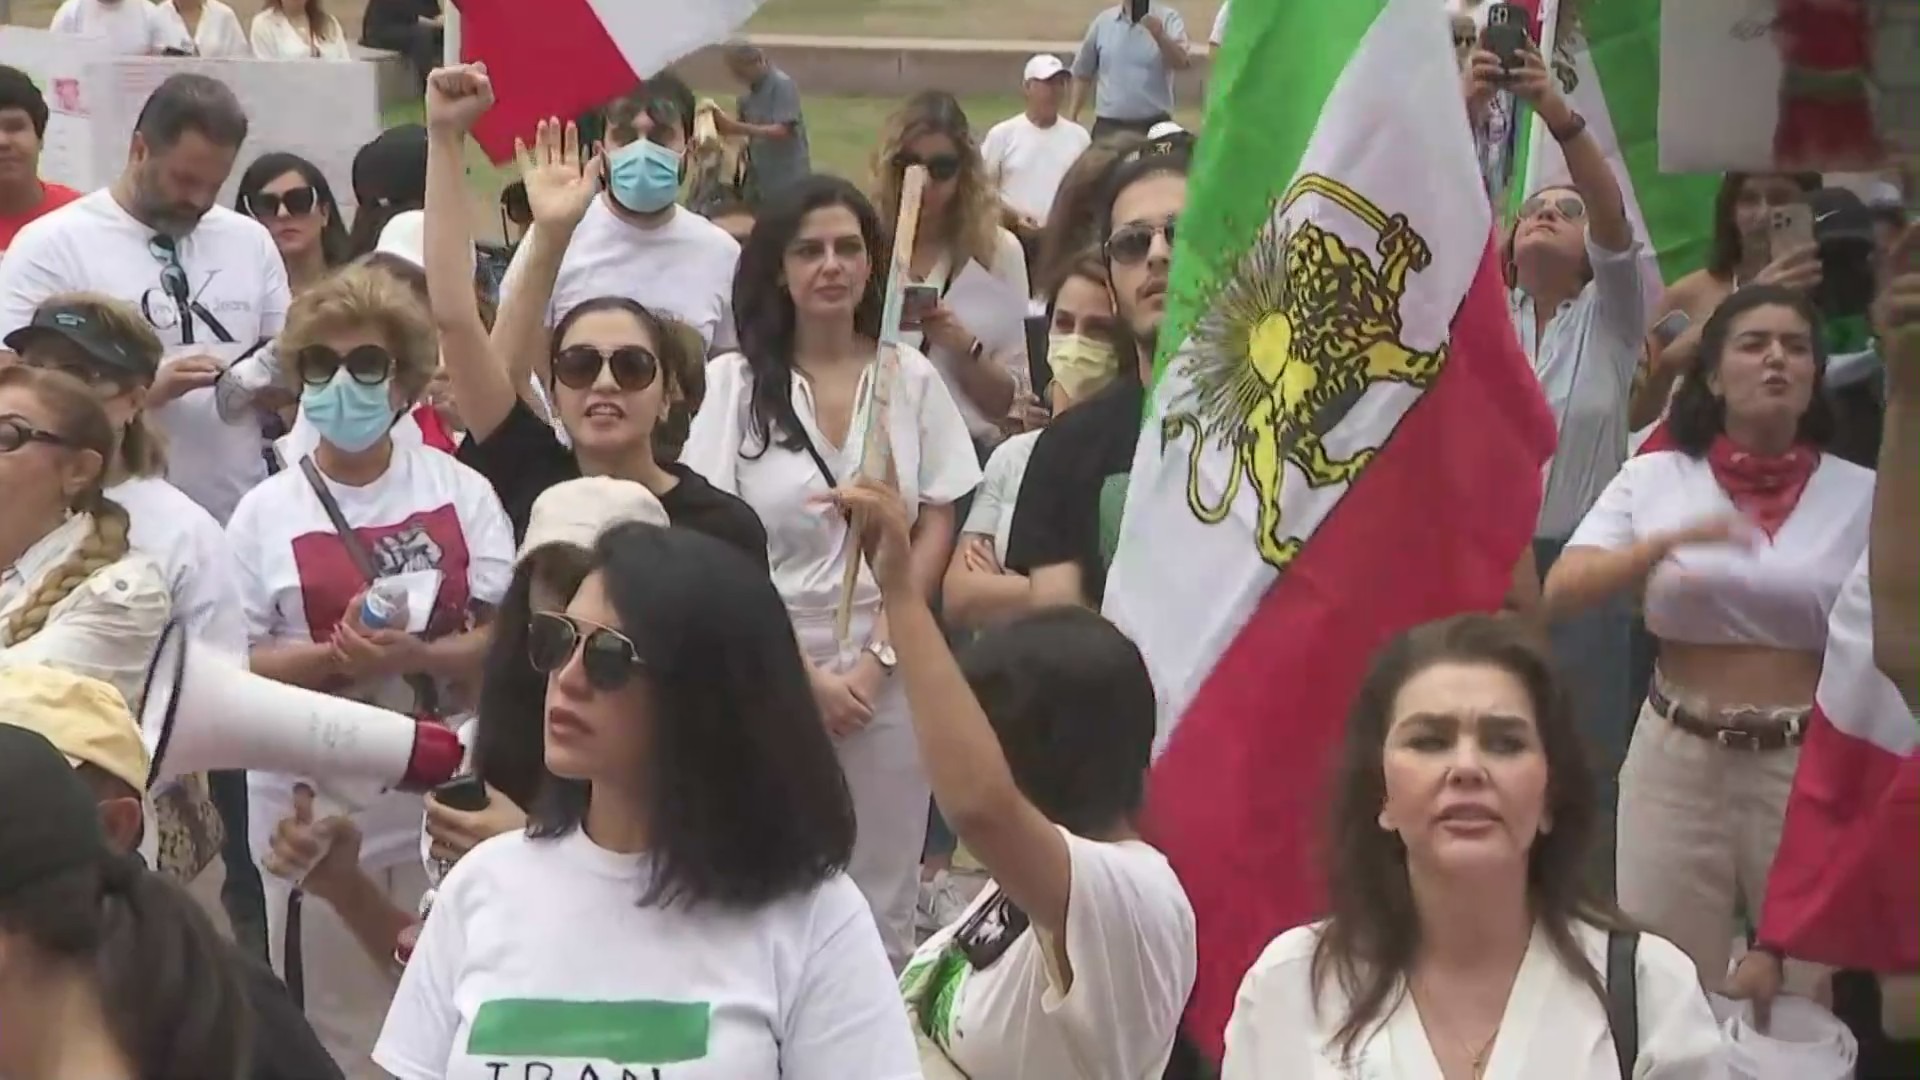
[
  {"xmin": 1666, "ymin": 283, "xmax": 1837, "ymax": 456},
  {"xmin": 548, "ymin": 296, "xmax": 705, "ymax": 463},
  {"xmin": 0, "ymin": 860, "xmax": 250, "ymax": 1080},
  {"xmin": 959, "ymin": 607, "xmax": 1156, "ymax": 835},
  {"xmin": 347, "ymin": 125, "xmax": 428, "ymax": 259},
  {"xmin": 528, "ymin": 523, "xmax": 856, "ymax": 909},
  {"xmin": 733, "ymin": 174, "xmax": 887, "ymax": 455},
  {"xmin": 1706, "ymin": 172, "xmax": 1823, "ymax": 279},
  {"xmin": 1095, "ymin": 138, "xmax": 1192, "ymax": 241},
  {"xmin": 705, "ymin": 198, "xmax": 755, "ymax": 222},
  {"xmin": 235, "ymin": 151, "xmax": 351, "ymax": 267},
  {"xmin": 132, "ymin": 73, "xmax": 248, "ymax": 152},
  {"xmin": 0, "ymin": 65, "xmax": 49, "ymax": 139},
  {"xmin": 472, "ymin": 546, "xmax": 598, "ymax": 811},
  {"xmin": 606, "ymin": 70, "xmax": 697, "ymax": 147}
]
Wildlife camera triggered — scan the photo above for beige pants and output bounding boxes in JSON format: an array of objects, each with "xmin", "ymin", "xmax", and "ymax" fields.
[
  {"xmin": 264, "ymin": 860, "xmax": 428, "ymax": 1080},
  {"xmin": 1617, "ymin": 700, "xmax": 1813, "ymax": 993}
]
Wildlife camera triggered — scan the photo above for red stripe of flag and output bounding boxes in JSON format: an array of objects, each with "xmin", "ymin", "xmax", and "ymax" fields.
[{"xmin": 451, "ymin": 0, "xmax": 640, "ymax": 161}]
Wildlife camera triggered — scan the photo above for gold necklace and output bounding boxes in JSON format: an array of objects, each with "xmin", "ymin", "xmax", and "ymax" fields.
[{"xmin": 1416, "ymin": 978, "xmax": 1501, "ymax": 1080}]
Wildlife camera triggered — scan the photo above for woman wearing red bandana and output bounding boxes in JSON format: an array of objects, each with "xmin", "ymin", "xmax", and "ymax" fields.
[{"xmin": 1542, "ymin": 283, "xmax": 1873, "ymax": 993}]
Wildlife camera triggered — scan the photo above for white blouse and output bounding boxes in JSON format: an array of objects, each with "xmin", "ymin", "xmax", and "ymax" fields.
[
  {"xmin": 682, "ymin": 347, "xmax": 981, "ymax": 617},
  {"xmin": 1222, "ymin": 921, "xmax": 1726, "ymax": 1080},
  {"xmin": 248, "ymin": 8, "xmax": 353, "ymax": 59},
  {"xmin": 0, "ymin": 512, "xmax": 172, "ymax": 712},
  {"xmin": 1565, "ymin": 450, "xmax": 1873, "ymax": 653},
  {"xmin": 159, "ymin": 0, "xmax": 251, "ymax": 57}
]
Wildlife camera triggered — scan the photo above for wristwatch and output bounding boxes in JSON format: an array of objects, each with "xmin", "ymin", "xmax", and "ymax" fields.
[
  {"xmin": 866, "ymin": 640, "xmax": 898, "ymax": 673},
  {"xmin": 1548, "ymin": 109, "xmax": 1588, "ymax": 144}
]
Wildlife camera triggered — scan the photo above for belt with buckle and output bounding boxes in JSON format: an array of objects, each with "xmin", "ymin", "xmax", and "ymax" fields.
[{"xmin": 1648, "ymin": 682, "xmax": 1806, "ymax": 752}]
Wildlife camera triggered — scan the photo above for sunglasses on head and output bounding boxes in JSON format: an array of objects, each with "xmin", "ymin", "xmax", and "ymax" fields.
[
  {"xmin": 296, "ymin": 344, "xmax": 394, "ymax": 387},
  {"xmin": 247, "ymin": 186, "xmax": 319, "ymax": 219},
  {"xmin": 1519, "ymin": 195, "xmax": 1586, "ymax": 222},
  {"xmin": 893, "ymin": 152, "xmax": 962, "ymax": 183},
  {"xmin": 1104, "ymin": 217, "xmax": 1179, "ymax": 266},
  {"xmin": 0, "ymin": 415, "xmax": 70, "ymax": 454},
  {"xmin": 527, "ymin": 612, "xmax": 645, "ymax": 692},
  {"xmin": 551, "ymin": 345, "xmax": 659, "ymax": 393},
  {"xmin": 20, "ymin": 351, "xmax": 130, "ymax": 392}
]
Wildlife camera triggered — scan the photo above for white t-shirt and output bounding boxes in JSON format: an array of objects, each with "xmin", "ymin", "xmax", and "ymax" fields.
[
  {"xmin": 963, "ymin": 429, "xmax": 1041, "ymax": 564},
  {"xmin": 682, "ymin": 347, "xmax": 982, "ymax": 618},
  {"xmin": 158, "ymin": 0, "xmax": 252, "ymax": 57},
  {"xmin": 109, "ymin": 474, "xmax": 249, "ymax": 657},
  {"xmin": 228, "ymin": 444, "xmax": 514, "ymax": 871},
  {"xmin": 1220, "ymin": 921, "xmax": 1725, "ymax": 1079},
  {"xmin": 373, "ymin": 828, "xmax": 923, "ymax": 1080},
  {"xmin": 980, "ymin": 114, "xmax": 1092, "ymax": 224},
  {"xmin": 49, "ymin": 0, "xmax": 187, "ymax": 54},
  {"xmin": 504, "ymin": 197, "xmax": 741, "ymax": 351},
  {"xmin": 1565, "ymin": 450, "xmax": 1872, "ymax": 653},
  {"xmin": 0, "ymin": 191, "xmax": 292, "ymax": 524},
  {"xmin": 900, "ymin": 829, "xmax": 1196, "ymax": 1080}
]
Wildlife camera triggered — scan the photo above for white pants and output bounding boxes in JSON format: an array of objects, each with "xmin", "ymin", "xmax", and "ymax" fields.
[
  {"xmin": 794, "ymin": 606, "xmax": 928, "ymax": 970},
  {"xmin": 263, "ymin": 859, "xmax": 428, "ymax": 1080},
  {"xmin": 1616, "ymin": 699, "xmax": 1812, "ymax": 993}
]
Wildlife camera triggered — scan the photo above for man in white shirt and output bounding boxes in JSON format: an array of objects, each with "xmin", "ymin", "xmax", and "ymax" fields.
[
  {"xmin": 0, "ymin": 73, "xmax": 290, "ymax": 526},
  {"xmin": 49, "ymin": 0, "xmax": 190, "ymax": 55},
  {"xmin": 502, "ymin": 73, "xmax": 740, "ymax": 355},
  {"xmin": 980, "ymin": 55, "xmax": 1092, "ymax": 231}
]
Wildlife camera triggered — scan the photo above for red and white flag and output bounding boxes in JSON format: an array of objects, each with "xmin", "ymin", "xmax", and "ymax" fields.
[
  {"xmin": 1100, "ymin": 0, "xmax": 1556, "ymax": 1054},
  {"xmin": 1760, "ymin": 552, "xmax": 1920, "ymax": 972},
  {"xmin": 450, "ymin": 0, "xmax": 765, "ymax": 160}
]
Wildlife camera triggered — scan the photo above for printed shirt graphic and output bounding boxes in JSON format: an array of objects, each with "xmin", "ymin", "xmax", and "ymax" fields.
[{"xmin": 373, "ymin": 830, "xmax": 922, "ymax": 1080}]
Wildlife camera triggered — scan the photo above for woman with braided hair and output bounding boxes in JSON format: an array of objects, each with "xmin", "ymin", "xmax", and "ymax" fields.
[{"xmin": 0, "ymin": 364, "xmax": 171, "ymax": 710}]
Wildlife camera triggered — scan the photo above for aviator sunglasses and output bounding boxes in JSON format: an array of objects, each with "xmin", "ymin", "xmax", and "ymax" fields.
[
  {"xmin": 552, "ymin": 345, "xmax": 659, "ymax": 393},
  {"xmin": 1518, "ymin": 194, "xmax": 1587, "ymax": 222},
  {"xmin": 296, "ymin": 344, "xmax": 395, "ymax": 387},
  {"xmin": 891, "ymin": 151, "xmax": 963, "ymax": 183},
  {"xmin": 527, "ymin": 612, "xmax": 646, "ymax": 692},
  {"xmin": 1104, "ymin": 216, "xmax": 1180, "ymax": 266},
  {"xmin": 246, "ymin": 186, "xmax": 319, "ymax": 219}
]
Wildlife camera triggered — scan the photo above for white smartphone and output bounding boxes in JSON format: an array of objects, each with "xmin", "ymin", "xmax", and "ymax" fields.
[{"xmin": 1650, "ymin": 310, "xmax": 1692, "ymax": 348}]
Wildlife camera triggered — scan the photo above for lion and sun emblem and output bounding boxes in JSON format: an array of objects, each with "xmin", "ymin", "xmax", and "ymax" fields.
[{"xmin": 1160, "ymin": 174, "xmax": 1448, "ymax": 571}]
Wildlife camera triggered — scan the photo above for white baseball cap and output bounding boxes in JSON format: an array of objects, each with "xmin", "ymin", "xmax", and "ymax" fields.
[
  {"xmin": 1147, "ymin": 120, "xmax": 1188, "ymax": 140},
  {"xmin": 374, "ymin": 209, "xmax": 476, "ymax": 273},
  {"xmin": 517, "ymin": 477, "xmax": 671, "ymax": 564},
  {"xmin": 1023, "ymin": 54, "xmax": 1069, "ymax": 82}
]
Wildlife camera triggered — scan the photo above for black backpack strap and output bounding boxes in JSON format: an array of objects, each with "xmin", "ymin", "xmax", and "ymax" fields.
[{"xmin": 1607, "ymin": 929, "xmax": 1640, "ymax": 1079}]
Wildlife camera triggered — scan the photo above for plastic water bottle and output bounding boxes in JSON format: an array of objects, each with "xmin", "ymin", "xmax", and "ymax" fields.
[
  {"xmin": 360, "ymin": 579, "xmax": 411, "ymax": 632},
  {"xmin": 214, "ymin": 340, "xmax": 283, "ymax": 423}
]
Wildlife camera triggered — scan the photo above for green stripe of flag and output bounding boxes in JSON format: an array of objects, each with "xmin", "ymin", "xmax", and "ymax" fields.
[
  {"xmin": 466, "ymin": 999, "xmax": 710, "ymax": 1064},
  {"xmin": 1159, "ymin": 0, "xmax": 1388, "ymax": 396}
]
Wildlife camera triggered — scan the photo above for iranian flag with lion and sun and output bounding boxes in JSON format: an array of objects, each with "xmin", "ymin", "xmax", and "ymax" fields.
[{"xmin": 1101, "ymin": 0, "xmax": 1557, "ymax": 1055}]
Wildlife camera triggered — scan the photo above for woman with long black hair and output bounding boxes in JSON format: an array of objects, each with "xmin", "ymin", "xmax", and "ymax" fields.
[
  {"xmin": 683, "ymin": 173, "xmax": 981, "ymax": 966},
  {"xmin": 236, "ymin": 152, "xmax": 351, "ymax": 299}
]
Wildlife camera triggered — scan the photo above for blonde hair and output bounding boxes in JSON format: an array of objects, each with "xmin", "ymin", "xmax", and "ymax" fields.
[
  {"xmin": 35, "ymin": 292, "xmax": 168, "ymax": 478},
  {"xmin": 0, "ymin": 366, "xmax": 132, "ymax": 645},
  {"xmin": 279, "ymin": 262, "xmax": 439, "ymax": 403},
  {"xmin": 872, "ymin": 92, "xmax": 1003, "ymax": 271}
]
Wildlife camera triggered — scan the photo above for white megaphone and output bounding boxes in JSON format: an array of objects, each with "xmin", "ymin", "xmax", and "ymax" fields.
[{"xmin": 137, "ymin": 620, "xmax": 463, "ymax": 792}]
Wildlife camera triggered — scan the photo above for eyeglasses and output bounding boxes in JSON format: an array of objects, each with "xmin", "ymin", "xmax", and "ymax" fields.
[
  {"xmin": 527, "ymin": 612, "xmax": 646, "ymax": 692},
  {"xmin": 892, "ymin": 152, "xmax": 963, "ymax": 183},
  {"xmin": 295, "ymin": 344, "xmax": 395, "ymax": 387},
  {"xmin": 0, "ymin": 416, "xmax": 70, "ymax": 453},
  {"xmin": 1519, "ymin": 195, "xmax": 1587, "ymax": 222},
  {"xmin": 552, "ymin": 345, "xmax": 659, "ymax": 393},
  {"xmin": 246, "ymin": 186, "xmax": 319, "ymax": 219},
  {"xmin": 1104, "ymin": 217, "xmax": 1179, "ymax": 266}
]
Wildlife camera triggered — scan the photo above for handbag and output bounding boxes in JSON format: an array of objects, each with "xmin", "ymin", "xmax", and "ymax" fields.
[{"xmin": 1607, "ymin": 929, "xmax": 1640, "ymax": 1079}]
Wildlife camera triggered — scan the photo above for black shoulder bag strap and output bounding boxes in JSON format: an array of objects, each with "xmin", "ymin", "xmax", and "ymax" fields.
[
  {"xmin": 297, "ymin": 456, "xmax": 439, "ymax": 715},
  {"xmin": 1607, "ymin": 929, "xmax": 1641, "ymax": 1079}
]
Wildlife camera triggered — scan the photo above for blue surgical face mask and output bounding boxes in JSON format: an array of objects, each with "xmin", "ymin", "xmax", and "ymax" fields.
[
  {"xmin": 606, "ymin": 139, "xmax": 683, "ymax": 214},
  {"xmin": 301, "ymin": 370, "xmax": 397, "ymax": 453}
]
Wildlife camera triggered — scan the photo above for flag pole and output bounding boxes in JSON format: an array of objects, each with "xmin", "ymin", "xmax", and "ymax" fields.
[
  {"xmin": 443, "ymin": 2, "xmax": 461, "ymax": 67},
  {"xmin": 833, "ymin": 165, "xmax": 928, "ymax": 647}
]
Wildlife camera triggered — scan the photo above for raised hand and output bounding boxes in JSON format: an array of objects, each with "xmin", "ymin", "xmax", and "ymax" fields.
[
  {"xmin": 424, "ymin": 63, "xmax": 494, "ymax": 135},
  {"xmin": 1874, "ymin": 223, "xmax": 1920, "ymax": 397},
  {"xmin": 515, "ymin": 117, "xmax": 602, "ymax": 233}
]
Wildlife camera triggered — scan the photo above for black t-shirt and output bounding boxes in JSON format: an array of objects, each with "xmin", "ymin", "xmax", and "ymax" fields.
[
  {"xmin": 456, "ymin": 398, "xmax": 770, "ymax": 565},
  {"xmin": 1004, "ymin": 379, "xmax": 1145, "ymax": 606},
  {"xmin": 238, "ymin": 951, "xmax": 344, "ymax": 1080}
]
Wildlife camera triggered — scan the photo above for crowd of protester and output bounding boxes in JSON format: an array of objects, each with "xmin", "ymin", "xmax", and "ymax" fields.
[{"xmin": 0, "ymin": 1, "xmax": 1916, "ymax": 1078}]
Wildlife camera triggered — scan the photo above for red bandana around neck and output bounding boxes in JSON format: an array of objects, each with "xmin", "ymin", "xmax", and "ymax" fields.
[{"xmin": 1707, "ymin": 435, "xmax": 1819, "ymax": 538}]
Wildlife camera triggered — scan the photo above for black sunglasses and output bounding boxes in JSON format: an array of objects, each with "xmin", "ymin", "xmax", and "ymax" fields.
[
  {"xmin": 247, "ymin": 186, "xmax": 319, "ymax": 219},
  {"xmin": 1519, "ymin": 194, "xmax": 1587, "ymax": 222},
  {"xmin": 893, "ymin": 152, "xmax": 962, "ymax": 183},
  {"xmin": 527, "ymin": 612, "xmax": 645, "ymax": 692},
  {"xmin": 552, "ymin": 345, "xmax": 659, "ymax": 393},
  {"xmin": 1104, "ymin": 216, "xmax": 1179, "ymax": 266},
  {"xmin": 296, "ymin": 344, "xmax": 395, "ymax": 387},
  {"xmin": 147, "ymin": 235, "xmax": 190, "ymax": 306},
  {"xmin": 0, "ymin": 415, "xmax": 70, "ymax": 454}
]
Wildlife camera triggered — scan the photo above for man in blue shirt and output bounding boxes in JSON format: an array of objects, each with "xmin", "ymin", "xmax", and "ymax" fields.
[{"xmin": 1068, "ymin": 2, "xmax": 1192, "ymax": 141}]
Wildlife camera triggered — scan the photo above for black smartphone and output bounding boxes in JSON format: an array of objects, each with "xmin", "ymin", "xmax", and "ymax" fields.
[
  {"xmin": 1025, "ymin": 312, "xmax": 1053, "ymax": 408},
  {"xmin": 431, "ymin": 775, "xmax": 489, "ymax": 813},
  {"xmin": 1481, "ymin": 3, "xmax": 1530, "ymax": 72},
  {"xmin": 901, "ymin": 283, "xmax": 940, "ymax": 332},
  {"xmin": 1128, "ymin": 0, "xmax": 1150, "ymax": 22}
]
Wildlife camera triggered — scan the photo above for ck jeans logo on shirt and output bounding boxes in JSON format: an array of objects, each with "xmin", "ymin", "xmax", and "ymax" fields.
[{"xmin": 466, "ymin": 998, "xmax": 711, "ymax": 1079}]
